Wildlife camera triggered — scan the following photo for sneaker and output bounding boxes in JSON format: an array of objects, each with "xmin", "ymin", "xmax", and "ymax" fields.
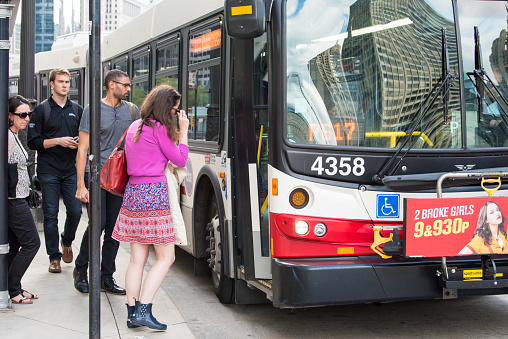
[
  {"xmin": 61, "ymin": 240, "xmax": 73, "ymax": 264},
  {"xmin": 101, "ymin": 277, "xmax": 126, "ymax": 295},
  {"xmin": 48, "ymin": 260, "xmax": 61, "ymax": 273}
]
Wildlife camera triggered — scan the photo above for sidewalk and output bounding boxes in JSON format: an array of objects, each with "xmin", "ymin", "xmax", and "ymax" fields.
[{"xmin": 0, "ymin": 200, "xmax": 195, "ymax": 338}]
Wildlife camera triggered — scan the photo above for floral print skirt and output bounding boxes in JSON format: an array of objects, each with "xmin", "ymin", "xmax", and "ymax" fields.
[{"xmin": 112, "ymin": 182, "xmax": 174, "ymax": 245}]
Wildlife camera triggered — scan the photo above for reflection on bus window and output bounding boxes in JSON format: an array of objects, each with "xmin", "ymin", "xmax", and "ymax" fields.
[
  {"xmin": 69, "ymin": 73, "xmax": 81, "ymax": 105},
  {"xmin": 114, "ymin": 60, "xmax": 128, "ymax": 73},
  {"xmin": 41, "ymin": 74, "xmax": 48, "ymax": 100},
  {"xmin": 131, "ymin": 81, "xmax": 149, "ymax": 108},
  {"xmin": 457, "ymin": 0, "xmax": 508, "ymax": 148},
  {"xmin": 156, "ymin": 74, "xmax": 178, "ymax": 89},
  {"xmin": 187, "ymin": 65, "xmax": 220, "ymax": 141},
  {"xmin": 254, "ymin": 33, "xmax": 268, "ymax": 106},
  {"xmin": 133, "ymin": 54, "xmax": 149, "ymax": 77},
  {"xmin": 157, "ymin": 44, "xmax": 179, "ymax": 71},
  {"xmin": 286, "ymin": 0, "xmax": 461, "ymax": 149}
]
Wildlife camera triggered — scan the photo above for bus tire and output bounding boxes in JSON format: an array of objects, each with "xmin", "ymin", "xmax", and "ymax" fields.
[{"xmin": 207, "ymin": 197, "xmax": 234, "ymax": 303}]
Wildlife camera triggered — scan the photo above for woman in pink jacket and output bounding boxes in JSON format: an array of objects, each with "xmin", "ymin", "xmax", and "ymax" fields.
[{"xmin": 113, "ymin": 85, "xmax": 189, "ymax": 330}]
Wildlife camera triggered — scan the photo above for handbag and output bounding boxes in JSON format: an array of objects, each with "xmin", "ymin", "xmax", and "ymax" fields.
[
  {"xmin": 164, "ymin": 163, "xmax": 188, "ymax": 246},
  {"xmin": 100, "ymin": 129, "xmax": 129, "ymax": 196},
  {"xmin": 27, "ymin": 176, "xmax": 42, "ymax": 208}
]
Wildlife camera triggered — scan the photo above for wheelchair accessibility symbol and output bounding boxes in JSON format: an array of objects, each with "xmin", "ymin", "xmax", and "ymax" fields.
[{"xmin": 376, "ymin": 194, "xmax": 400, "ymax": 218}]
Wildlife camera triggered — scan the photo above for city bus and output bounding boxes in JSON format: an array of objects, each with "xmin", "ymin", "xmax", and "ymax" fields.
[
  {"xmin": 34, "ymin": 41, "xmax": 89, "ymax": 107},
  {"xmin": 9, "ymin": 35, "xmax": 89, "ymax": 106},
  {"xmin": 28, "ymin": 0, "xmax": 508, "ymax": 307}
]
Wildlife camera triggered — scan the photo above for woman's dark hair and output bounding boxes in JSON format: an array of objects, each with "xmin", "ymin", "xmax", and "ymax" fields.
[
  {"xmin": 8, "ymin": 95, "xmax": 31, "ymax": 127},
  {"xmin": 132, "ymin": 84, "xmax": 181, "ymax": 143},
  {"xmin": 473, "ymin": 201, "xmax": 507, "ymax": 245}
]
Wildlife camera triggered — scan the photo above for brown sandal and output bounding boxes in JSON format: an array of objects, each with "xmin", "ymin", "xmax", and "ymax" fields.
[
  {"xmin": 11, "ymin": 295, "xmax": 33, "ymax": 304},
  {"xmin": 21, "ymin": 289, "xmax": 38, "ymax": 299}
]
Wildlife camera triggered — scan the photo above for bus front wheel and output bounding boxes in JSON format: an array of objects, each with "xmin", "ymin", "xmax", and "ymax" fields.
[{"xmin": 207, "ymin": 198, "xmax": 234, "ymax": 303}]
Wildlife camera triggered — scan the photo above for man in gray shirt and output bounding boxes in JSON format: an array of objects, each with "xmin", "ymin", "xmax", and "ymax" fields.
[{"xmin": 74, "ymin": 69, "xmax": 140, "ymax": 294}]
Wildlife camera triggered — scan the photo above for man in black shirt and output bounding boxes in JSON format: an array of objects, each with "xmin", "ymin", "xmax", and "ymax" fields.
[{"xmin": 28, "ymin": 68, "xmax": 83, "ymax": 273}]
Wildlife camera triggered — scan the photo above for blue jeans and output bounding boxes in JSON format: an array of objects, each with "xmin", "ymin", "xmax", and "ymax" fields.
[
  {"xmin": 38, "ymin": 172, "xmax": 82, "ymax": 262},
  {"xmin": 75, "ymin": 172, "xmax": 123, "ymax": 279}
]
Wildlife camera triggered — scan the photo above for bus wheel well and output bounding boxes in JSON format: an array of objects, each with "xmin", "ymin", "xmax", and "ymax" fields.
[{"xmin": 193, "ymin": 175, "xmax": 216, "ymax": 259}]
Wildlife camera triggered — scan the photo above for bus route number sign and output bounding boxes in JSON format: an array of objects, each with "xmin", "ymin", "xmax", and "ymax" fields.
[{"xmin": 310, "ymin": 156, "xmax": 365, "ymax": 177}]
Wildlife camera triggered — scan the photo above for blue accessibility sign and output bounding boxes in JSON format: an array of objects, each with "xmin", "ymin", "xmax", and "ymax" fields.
[{"xmin": 376, "ymin": 194, "xmax": 400, "ymax": 218}]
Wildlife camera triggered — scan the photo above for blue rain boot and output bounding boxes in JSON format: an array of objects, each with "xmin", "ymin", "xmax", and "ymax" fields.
[
  {"xmin": 126, "ymin": 303, "xmax": 141, "ymax": 328},
  {"xmin": 131, "ymin": 300, "xmax": 167, "ymax": 331}
]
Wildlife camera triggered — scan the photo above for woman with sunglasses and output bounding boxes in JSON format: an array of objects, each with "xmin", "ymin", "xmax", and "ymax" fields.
[{"xmin": 7, "ymin": 95, "xmax": 41, "ymax": 304}]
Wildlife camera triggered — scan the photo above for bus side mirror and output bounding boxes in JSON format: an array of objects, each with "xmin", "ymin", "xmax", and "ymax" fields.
[{"xmin": 225, "ymin": 0, "xmax": 265, "ymax": 39}]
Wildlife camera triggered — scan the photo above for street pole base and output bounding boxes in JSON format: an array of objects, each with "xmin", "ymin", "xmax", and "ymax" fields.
[{"xmin": 0, "ymin": 290, "xmax": 13, "ymax": 311}]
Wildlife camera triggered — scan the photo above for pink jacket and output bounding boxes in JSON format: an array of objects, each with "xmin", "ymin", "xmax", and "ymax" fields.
[{"xmin": 125, "ymin": 119, "xmax": 188, "ymax": 184}]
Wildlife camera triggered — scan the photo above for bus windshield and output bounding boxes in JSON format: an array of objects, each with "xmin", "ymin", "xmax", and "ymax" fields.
[
  {"xmin": 457, "ymin": 0, "xmax": 508, "ymax": 148},
  {"xmin": 286, "ymin": 0, "xmax": 508, "ymax": 149}
]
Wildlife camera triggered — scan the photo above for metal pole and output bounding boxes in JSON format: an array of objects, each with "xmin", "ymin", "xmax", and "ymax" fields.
[
  {"xmin": 19, "ymin": 0, "xmax": 34, "ymax": 99},
  {"xmin": 89, "ymin": 0, "xmax": 101, "ymax": 337},
  {"xmin": 0, "ymin": 1, "xmax": 13, "ymax": 310},
  {"xmin": 18, "ymin": 0, "xmax": 35, "ymax": 164}
]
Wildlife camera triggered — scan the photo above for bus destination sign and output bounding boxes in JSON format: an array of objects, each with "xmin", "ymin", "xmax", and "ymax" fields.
[{"xmin": 404, "ymin": 196, "xmax": 508, "ymax": 257}]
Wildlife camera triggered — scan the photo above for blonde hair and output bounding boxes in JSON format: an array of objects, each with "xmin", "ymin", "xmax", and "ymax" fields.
[{"xmin": 49, "ymin": 68, "xmax": 71, "ymax": 82}]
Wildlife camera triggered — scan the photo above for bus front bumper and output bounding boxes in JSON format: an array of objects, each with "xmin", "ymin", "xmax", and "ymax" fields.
[{"xmin": 271, "ymin": 256, "xmax": 508, "ymax": 308}]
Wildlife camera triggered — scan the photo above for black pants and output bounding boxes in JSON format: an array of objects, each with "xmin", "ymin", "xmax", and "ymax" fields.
[
  {"xmin": 75, "ymin": 173, "xmax": 123, "ymax": 279},
  {"xmin": 8, "ymin": 199, "xmax": 41, "ymax": 298}
]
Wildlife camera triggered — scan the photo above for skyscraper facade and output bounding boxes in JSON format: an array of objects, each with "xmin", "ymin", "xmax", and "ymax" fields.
[
  {"xmin": 35, "ymin": 0, "xmax": 55, "ymax": 53},
  {"xmin": 102, "ymin": 0, "xmax": 150, "ymax": 33}
]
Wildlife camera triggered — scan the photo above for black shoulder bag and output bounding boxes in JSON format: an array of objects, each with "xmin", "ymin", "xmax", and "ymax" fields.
[{"xmin": 11, "ymin": 129, "xmax": 41, "ymax": 208}]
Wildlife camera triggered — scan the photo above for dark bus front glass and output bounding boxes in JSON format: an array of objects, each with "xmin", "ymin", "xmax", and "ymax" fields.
[
  {"xmin": 286, "ymin": 0, "xmax": 508, "ymax": 149},
  {"xmin": 457, "ymin": 0, "xmax": 508, "ymax": 148}
]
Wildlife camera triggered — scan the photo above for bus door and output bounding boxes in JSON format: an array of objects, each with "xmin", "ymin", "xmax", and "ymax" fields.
[
  {"xmin": 250, "ymin": 33, "xmax": 271, "ymax": 279},
  {"xmin": 38, "ymin": 72, "xmax": 50, "ymax": 102}
]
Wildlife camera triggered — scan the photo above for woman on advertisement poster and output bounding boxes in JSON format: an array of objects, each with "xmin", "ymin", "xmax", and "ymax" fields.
[{"xmin": 459, "ymin": 201, "xmax": 508, "ymax": 255}]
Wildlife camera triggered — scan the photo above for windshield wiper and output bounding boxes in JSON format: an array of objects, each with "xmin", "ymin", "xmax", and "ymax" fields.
[
  {"xmin": 474, "ymin": 26, "xmax": 484, "ymax": 121},
  {"xmin": 466, "ymin": 26, "xmax": 508, "ymax": 120},
  {"xmin": 374, "ymin": 28, "xmax": 457, "ymax": 183},
  {"xmin": 442, "ymin": 27, "xmax": 450, "ymax": 124}
]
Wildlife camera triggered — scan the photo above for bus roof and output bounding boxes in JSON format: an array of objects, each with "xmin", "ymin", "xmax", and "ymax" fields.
[
  {"xmin": 35, "ymin": 43, "xmax": 88, "ymax": 72},
  {"xmin": 102, "ymin": 0, "xmax": 223, "ymax": 61}
]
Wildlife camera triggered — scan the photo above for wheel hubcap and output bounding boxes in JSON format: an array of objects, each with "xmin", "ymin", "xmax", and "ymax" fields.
[{"xmin": 207, "ymin": 215, "xmax": 221, "ymax": 288}]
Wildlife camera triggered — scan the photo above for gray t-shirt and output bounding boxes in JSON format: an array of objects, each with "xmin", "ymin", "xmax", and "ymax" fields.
[{"xmin": 79, "ymin": 100, "xmax": 140, "ymax": 171}]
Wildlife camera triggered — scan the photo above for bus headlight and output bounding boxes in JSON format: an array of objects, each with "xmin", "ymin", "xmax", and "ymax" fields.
[
  {"xmin": 295, "ymin": 220, "xmax": 309, "ymax": 235},
  {"xmin": 314, "ymin": 223, "xmax": 327, "ymax": 237}
]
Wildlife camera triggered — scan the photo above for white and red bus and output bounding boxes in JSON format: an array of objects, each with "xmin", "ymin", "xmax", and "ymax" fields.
[{"xmin": 27, "ymin": 0, "xmax": 508, "ymax": 307}]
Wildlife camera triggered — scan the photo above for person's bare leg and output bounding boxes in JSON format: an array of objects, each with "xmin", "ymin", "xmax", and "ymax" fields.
[
  {"xmin": 125, "ymin": 243, "xmax": 149, "ymax": 306},
  {"xmin": 139, "ymin": 243, "xmax": 175, "ymax": 304}
]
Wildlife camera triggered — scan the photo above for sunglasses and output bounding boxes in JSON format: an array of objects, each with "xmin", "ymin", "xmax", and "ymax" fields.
[{"xmin": 12, "ymin": 111, "xmax": 33, "ymax": 119}]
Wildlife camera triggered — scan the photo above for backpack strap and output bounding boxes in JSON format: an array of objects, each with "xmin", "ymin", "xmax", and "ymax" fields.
[
  {"xmin": 124, "ymin": 101, "xmax": 137, "ymax": 121},
  {"xmin": 71, "ymin": 101, "xmax": 80, "ymax": 120},
  {"xmin": 42, "ymin": 99, "xmax": 81, "ymax": 128}
]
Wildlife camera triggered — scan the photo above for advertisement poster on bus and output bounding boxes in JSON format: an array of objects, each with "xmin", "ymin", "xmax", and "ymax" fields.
[{"xmin": 404, "ymin": 197, "xmax": 508, "ymax": 257}]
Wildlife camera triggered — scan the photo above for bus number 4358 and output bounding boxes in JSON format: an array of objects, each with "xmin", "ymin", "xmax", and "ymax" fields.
[{"xmin": 310, "ymin": 156, "xmax": 365, "ymax": 176}]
